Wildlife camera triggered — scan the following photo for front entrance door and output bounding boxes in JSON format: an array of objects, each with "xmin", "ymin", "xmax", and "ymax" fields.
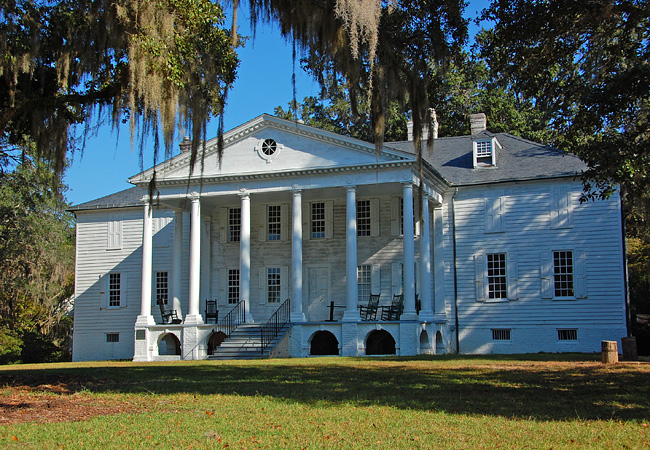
[{"xmin": 306, "ymin": 266, "xmax": 329, "ymax": 321}]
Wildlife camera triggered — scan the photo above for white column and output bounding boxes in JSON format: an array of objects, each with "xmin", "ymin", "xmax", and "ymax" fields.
[
  {"xmin": 240, "ymin": 191, "xmax": 253, "ymax": 322},
  {"xmin": 433, "ymin": 205, "xmax": 446, "ymax": 319},
  {"xmin": 185, "ymin": 193, "xmax": 203, "ymax": 324},
  {"xmin": 172, "ymin": 209, "xmax": 183, "ymax": 316},
  {"xmin": 343, "ymin": 186, "xmax": 360, "ymax": 321},
  {"xmin": 136, "ymin": 197, "xmax": 155, "ymax": 326},
  {"xmin": 402, "ymin": 182, "xmax": 417, "ymax": 319},
  {"xmin": 419, "ymin": 192, "xmax": 434, "ymax": 321},
  {"xmin": 291, "ymin": 189, "xmax": 306, "ymax": 322}
]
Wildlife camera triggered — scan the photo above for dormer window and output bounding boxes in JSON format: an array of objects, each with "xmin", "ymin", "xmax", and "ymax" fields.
[{"xmin": 472, "ymin": 138, "xmax": 500, "ymax": 168}]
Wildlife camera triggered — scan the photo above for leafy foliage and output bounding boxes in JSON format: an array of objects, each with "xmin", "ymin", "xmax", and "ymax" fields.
[
  {"xmin": 0, "ymin": 0, "xmax": 238, "ymax": 174},
  {"xmin": 0, "ymin": 159, "xmax": 75, "ymax": 363}
]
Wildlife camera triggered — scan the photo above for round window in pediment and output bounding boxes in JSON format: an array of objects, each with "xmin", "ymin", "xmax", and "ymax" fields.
[{"xmin": 261, "ymin": 138, "xmax": 277, "ymax": 156}]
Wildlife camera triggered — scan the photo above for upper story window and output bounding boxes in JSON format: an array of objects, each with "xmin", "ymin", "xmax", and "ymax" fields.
[
  {"xmin": 268, "ymin": 205, "xmax": 282, "ymax": 241},
  {"xmin": 107, "ymin": 218, "xmax": 122, "ymax": 249},
  {"xmin": 311, "ymin": 202, "xmax": 326, "ymax": 239},
  {"xmin": 229, "ymin": 207, "xmax": 241, "ymax": 242},
  {"xmin": 472, "ymin": 138, "xmax": 500, "ymax": 168},
  {"xmin": 357, "ymin": 200, "xmax": 371, "ymax": 236},
  {"xmin": 109, "ymin": 273, "xmax": 121, "ymax": 307}
]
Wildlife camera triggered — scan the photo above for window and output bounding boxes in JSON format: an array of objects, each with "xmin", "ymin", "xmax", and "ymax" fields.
[
  {"xmin": 358, "ymin": 265, "xmax": 372, "ymax": 303},
  {"xmin": 311, "ymin": 202, "xmax": 325, "ymax": 238},
  {"xmin": 229, "ymin": 207, "xmax": 241, "ymax": 242},
  {"xmin": 473, "ymin": 138, "xmax": 500, "ymax": 168},
  {"xmin": 228, "ymin": 269, "xmax": 240, "ymax": 304},
  {"xmin": 156, "ymin": 271, "xmax": 169, "ymax": 305},
  {"xmin": 554, "ymin": 251, "xmax": 574, "ymax": 297},
  {"xmin": 487, "ymin": 253, "xmax": 507, "ymax": 299},
  {"xmin": 106, "ymin": 333, "xmax": 119, "ymax": 343},
  {"xmin": 109, "ymin": 273, "xmax": 121, "ymax": 307},
  {"xmin": 492, "ymin": 329, "xmax": 511, "ymax": 341},
  {"xmin": 357, "ymin": 200, "xmax": 371, "ymax": 236},
  {"xmin": 261, "ymin": 138, "xmax": 277, "ymax": 156},
  {"xmin": 268, "ymin": 205, "xmax": 282, "ymax": 241},
  {"xmin": 107, "ymin": 219, "xmax": 122, "ymax": 249},
  {"xmin": 558, "ymin": 329, "xmax": 578, "ymax": 341},
  {"xmin": 267, "ymin": 268, "xmax": 281, "ymax": 303}
]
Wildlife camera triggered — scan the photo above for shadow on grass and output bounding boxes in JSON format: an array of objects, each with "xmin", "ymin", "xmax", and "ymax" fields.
[{"xmin": 1, "ymin": 354, "xmax": 648, "ymax": 422}]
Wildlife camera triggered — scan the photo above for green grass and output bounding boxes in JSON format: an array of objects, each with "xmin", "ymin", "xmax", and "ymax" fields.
[{"xmin": 1, "ymin": 354, "xmax": 649, "ymax": 449}]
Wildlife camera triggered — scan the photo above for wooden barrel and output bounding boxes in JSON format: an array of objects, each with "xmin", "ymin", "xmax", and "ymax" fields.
[{"xmin": 602, "ymin": 340, "xmax": 618, "ymax": 364}]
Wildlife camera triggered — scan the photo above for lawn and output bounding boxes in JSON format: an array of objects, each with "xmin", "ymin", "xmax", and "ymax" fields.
[{"xmin": 1, "ymin": 354, "xmax": 649, "ymax": 449}]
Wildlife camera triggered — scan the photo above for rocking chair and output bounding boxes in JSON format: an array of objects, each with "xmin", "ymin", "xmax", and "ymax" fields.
[
  {"xmin": 157, "ymin": 298, "xmax": 181, "ymax": 324},
  {"xmin": 380, "ymin": 294, "xmax": 404, "ymax": 321},
  {"xmin": 359, "ymin": 294, "xmax": 380, "ymax": 321}
]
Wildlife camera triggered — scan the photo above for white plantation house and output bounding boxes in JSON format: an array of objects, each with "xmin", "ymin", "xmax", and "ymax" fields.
[{"xmin": 69, "ymin": 113, "xmax": 628, "ymax": 361}]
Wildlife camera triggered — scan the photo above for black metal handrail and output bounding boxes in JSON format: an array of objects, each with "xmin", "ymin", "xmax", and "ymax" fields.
[
  {"xmin": 260, "ymin": 298, "xmax": 291, "ymax": 354},
  {"xmin": 215, "ymin": 300, "xmax": 245, "ymax": 338}
]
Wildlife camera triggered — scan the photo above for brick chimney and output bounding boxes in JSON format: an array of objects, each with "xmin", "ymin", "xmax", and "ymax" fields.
[
  {"xmin": 469, "ymin": 113, "xmax": 487, "ymax": 135},
  {"xmin": 179, "ymin": 136, "xmax": 191, "ymax": 153},
  {"xmin": 407, "ymin": 108, "xmax": 439, "ymax": 141}
]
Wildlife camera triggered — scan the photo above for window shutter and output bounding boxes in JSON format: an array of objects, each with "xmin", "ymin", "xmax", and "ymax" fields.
[
  {"xmin": 370, "ymin": 198, "xmax": 380, "ymax": 236},
  {"xmin": 302, "ymin": 203, "xmax": 310, "ymax": 240},
  {"xmin": 259, "ymin": 205, "xmax": 267, "ymax": 241},
  {"xmin": 371, "ymin": 264, "xmax": 381, "ymax": 295},
  {"xmin": 100, "ymin": 273, "xmax": 108, "ymax": 308},
  {"xmin": 219, "ymin": 208, "xmax": 228, "ymax": 243},
  {"xmin": 280, "ymin": 204, "xmax": 289, "ymax": 241},
  {"xmin": 219, "ymin": 269, "xmax": 228, "ymax": 305},
  {"xmin": 120, "ymin": 272, "xmax": 127, "ymax": 307},
  {"xmin": 325, "ymin": 201, "xmax": 334, "ymax": 239},
  {"xmin": 575, "ymin": 250, "xmax": 587, "ymax": 299},
  {"xmin": 391, "ymin": 197, "xmax": 400, "ymax": 236},
  {"xmin": 258, "ymin": 268, "xmax": 267, "ymax": 305},
  {"xmin": 281, "ymin": 266, "xmax": 289, "ymax": 301},
  {"xmin": 391, "ymin": 263, "xmax": 402, "ymax": 295},
  {"xmin": 485, "ymin": 196, "xmax": 504, "ymax": 233},
  {"xmin": 540, "ymin": 251, "xmax": 554, "ymax": 299},
  {"xmin": 474, "ymin": 254, "xmax": 487, "ymax": 302},
  {"xmin": 552, "ymin": 189, "xmax": 573, "ymax": 229},
  {"xmin": 507, "ymin": 253, "xmax": 518, "ymax": 300}
]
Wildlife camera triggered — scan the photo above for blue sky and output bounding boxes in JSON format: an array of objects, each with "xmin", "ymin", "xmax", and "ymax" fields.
[{"xmin": 64, "ymin": 1, "xmax": 490, "ymax": 206}]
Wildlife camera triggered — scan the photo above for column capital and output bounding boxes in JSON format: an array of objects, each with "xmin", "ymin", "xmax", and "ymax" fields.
[
  {"xmin": 401, "ymin": 180, "xmax": 414, "ymax": 188},
  {"xmin": 140, "ymin": 195, "xmax": 150, "ymax": 205},
  {"xmin": 189, "ymin": 191, "xmax": 200, "ymax": 202},
  {"xmin": 238, "ymin": 188, "xmax": 250, "ymax": 199},
  {"xmin": 291, "ymin": 184, "xmax": 301, "ymax": 192},
  {"xmin": 346, "ymin": 185, "xmax": 357, "ymax": 192}
]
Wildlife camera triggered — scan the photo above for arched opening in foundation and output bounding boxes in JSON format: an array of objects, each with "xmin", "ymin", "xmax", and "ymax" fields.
[
  {"xmin": 435, "ymin": 331, "xmax": 445, "ymax": 354},
  {"xmin": 310, "ymin": 331, "xmax": 339, "ymax": 356},
  {"xmin": 158, "ymin": 333, "xmax": 181, "ymax": 356},
  {"xmin": 365, "ymin": 330, "xmax": 396, "ymax": 355},
  {"xmin": 207, "ymin": 331, "xmax": 228, "ymax": 355},
  {"xmin": 420, "ymin": 329, "xmax": 432, "ymax": 355}
]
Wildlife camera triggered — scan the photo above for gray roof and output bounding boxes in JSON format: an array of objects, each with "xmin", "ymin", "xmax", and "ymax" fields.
[
  {"xmin": 386, "ymin": 131, "xmax": 586, "ymax": 186},
  {"xmin": 68, "ymin": 187, "xmax": 143, "ymax": 212}
]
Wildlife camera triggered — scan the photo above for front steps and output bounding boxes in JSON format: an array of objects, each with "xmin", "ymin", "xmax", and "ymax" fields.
[{"xmin": 208, "ymin": 323, "xmax": 290, "ymax": 360}]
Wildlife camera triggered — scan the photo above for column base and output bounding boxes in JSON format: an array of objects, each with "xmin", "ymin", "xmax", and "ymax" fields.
[
  {"xmin": 342, "ymin": 309, "xmax": 361, "ymax": 322},
  {"xmin": 290, "ymin": 312, "xmax": 306, "ymax": 323},
  {"xmin": 135, "ymin": 314, "xmax": 155, "ymax": 327},
  {"xmin": 400, "ymin": 310, "xmax": 418, "ymax": 321},
  {"xmin": 183, "ymin": 314, "xmax": 204, "ymax": 325},
  {"xmin": 419, "ymin": 310, "xmax": 435, "ymax": 322}
]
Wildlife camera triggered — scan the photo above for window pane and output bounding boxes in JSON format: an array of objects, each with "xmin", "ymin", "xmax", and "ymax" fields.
[
  {"xmin": 357, "ymin": 200, "xmax": 371, "ymax": 237},
  {"xmin": 311, "ymin": 202, "xmax": 325, "ymax": 238},
  {"xmin": 267, "ymin": 268, "xmax": 281, "ymax": 303},
  {"xmin": 268, "ymin": 205, "xmax": 281, "ymax": 241},
  {"xmin": 228, "ymin": 269, "xmax": 240, "ymax": 304},
  {"xmin": 109, "ymin": 273, "xmax": 121, "ymax": 307},
  {"xmin": 229, "ymin": 208, "xmax": 241, "ymax": 242},
  {"xmin": 553, "ymin": 251, "xmax": 574, "ymax": 297},
  {"xmin": 156, "ymin": 271, "xmax": 169, "ymax": 304},
  {"xmin": 487, "ymin": 253, "xmax": 507, "ymax": 299}
]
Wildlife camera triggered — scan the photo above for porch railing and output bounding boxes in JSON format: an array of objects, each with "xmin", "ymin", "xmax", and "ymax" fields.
[
  {"xmin": 215, "ymin": 300, "xmax": 245, "ymax": 338},
  {"xmin": 260, "ymin": 298, "xmax": 291, "ymax": 354}
]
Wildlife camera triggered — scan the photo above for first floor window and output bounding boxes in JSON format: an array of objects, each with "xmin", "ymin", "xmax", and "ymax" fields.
[
  {"xmin": 357, "ymin": 200, "xmax": 371, "ymax": 236},
  {"xmin": 554, "ymin": 250, "xmax": 574, "ymax": 297},
  {"xmin": 228, "ymin": 269, "xmax": 240, "ymax": 304},
  {"xmin": 156, "ymin": 271, "xmax": 169, "ymax": 304},
  {"xmin": 487, "ymin": 253, "xmax": 507, "ymax": 299},
  {"xmin": 311, "ymin": 202, "xmax": 325, "ymax": 238},
  {"xmin": 268, "ymin": 205, "xmax": 281, "ymax": 240},
  {"xmin": 358, "ymin": 264, "xmax": 372, "ymax": 303},
  {"xmin": 109, "ymin": 273, "xmax": 121, "ymax": 307},
  {"xmin": 229, "ymin": 207, "xmax": 241, "ymax": 242},
  {"xmin": 267, "ymin": 268, "xmax": 281, "ymax": 303}
]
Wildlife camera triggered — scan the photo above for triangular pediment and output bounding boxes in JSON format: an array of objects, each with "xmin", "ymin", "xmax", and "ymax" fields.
[{"xmin": 129, "ymin": 115, "xmax": 413, "ymax": 185}]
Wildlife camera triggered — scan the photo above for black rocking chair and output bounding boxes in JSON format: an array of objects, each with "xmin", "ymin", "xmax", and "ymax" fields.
[
  {"xmin": 157, "ymin": 298, "xmax": 181, "ymax": 324},
  {"xmin": 205, "ymin": 300, "xmax": 219, "ymax": 324},
  {"xmin": 380, "ymin": 294, "xmax": 404, "ymax": 321},
  {"xmin": 359, "ymin": 293, "xmax": 381, "ymax": 321}
]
